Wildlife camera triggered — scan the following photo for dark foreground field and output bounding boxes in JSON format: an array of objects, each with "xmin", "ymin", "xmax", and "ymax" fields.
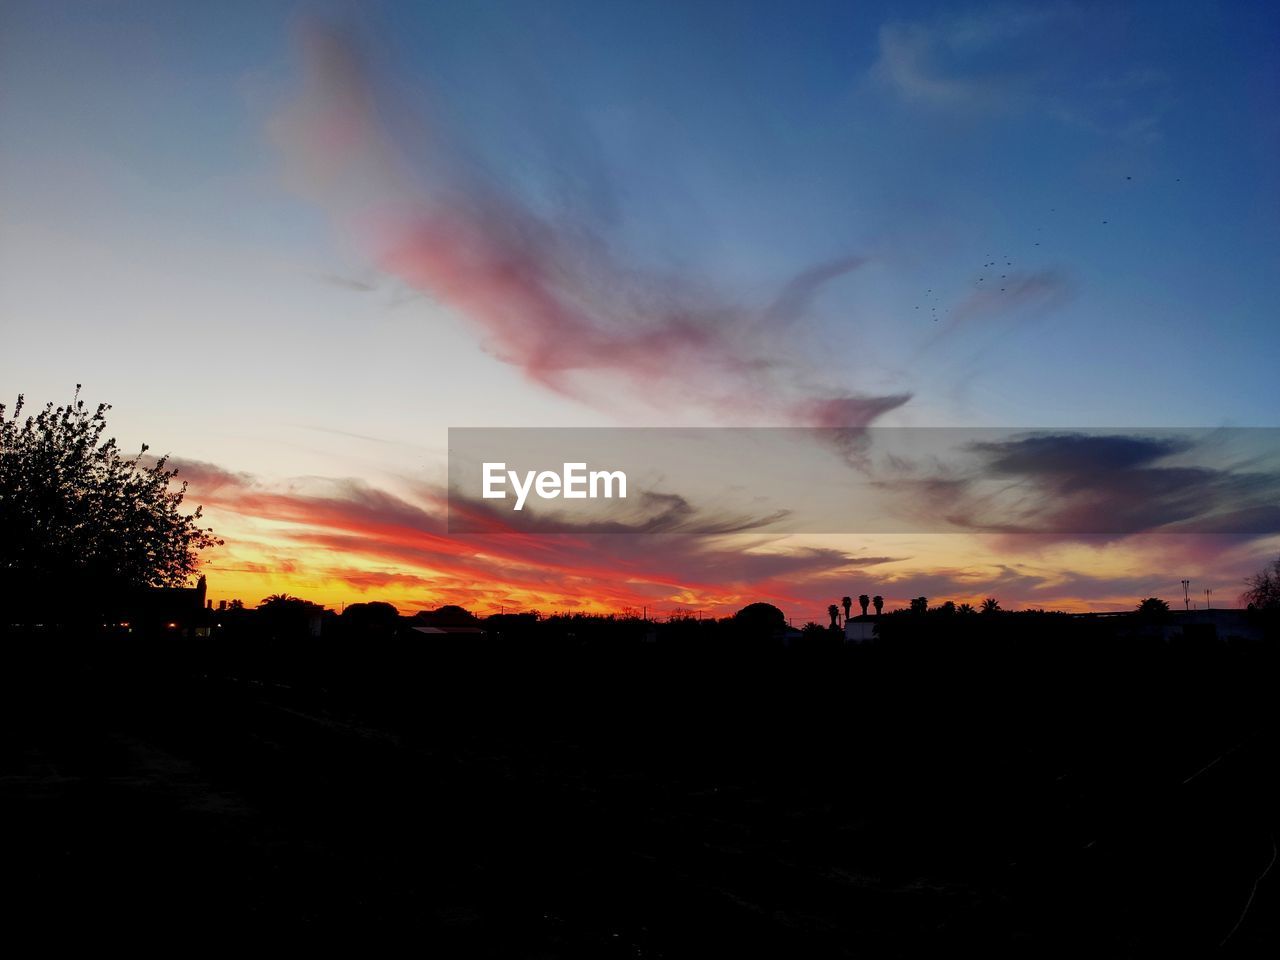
[{"xmin": 2, "ymin": 626, "xmax": 1276, "ymax": 955}]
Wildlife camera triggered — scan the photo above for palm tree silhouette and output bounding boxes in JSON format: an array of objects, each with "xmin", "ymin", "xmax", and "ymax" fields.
[
  {"xmin": 981, "ymin": 597, "xmax": 1002, "ymax": 614},
  {"xmin": 858, "ymin": 594, "xmax": 870, "ymax": 617},
  {"xmin": 957, "ymin": 603, "xmax": 975, "ymax": 614},
  {"xmin": 1136, "ymin": 597, "xmax": 1170, "ymax": 616},
  {"xmin": 260, "ymin": 594, "xmax": 302, "ymax": 607},
  {"xmin": 872, "ymin": 595, "xmax": 883, "ymax": 616},
  {"xmin": 828, "ymin": 604, "xmax": 841, "ymax": 628},
  {"xmin": 841, "ymin": 596, "xmax": 852, "ymax": 622}
]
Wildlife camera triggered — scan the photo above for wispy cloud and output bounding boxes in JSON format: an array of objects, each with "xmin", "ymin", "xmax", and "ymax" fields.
[
  {"xmin": 177, "ymin": 451, "xmax": 1277, "ymax": 614},
  {"xmin": 871, "ymin": 4, "xmax": 1172, "ymax": 139},
  {"xmin": 873, "ymin": 5, "xmax": 1067, "ymax": 110},
  {"xmin": 272, "ymin": 23, "xmax": 909, "ymax": 429},
  {"xmin": 175, "ymin": 457, "xmax": 899, "ymax": 613}
]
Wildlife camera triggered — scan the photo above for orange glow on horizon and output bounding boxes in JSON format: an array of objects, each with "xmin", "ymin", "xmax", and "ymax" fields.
[{"xmin": 190, "ymin": 490, "xmax": 1271, "ymax": 620}]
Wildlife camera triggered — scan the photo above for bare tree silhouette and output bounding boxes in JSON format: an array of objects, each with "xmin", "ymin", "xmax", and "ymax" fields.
[{"xmin": 1242, "ymin": 555, "xmax": 1280, "ymax": 609}]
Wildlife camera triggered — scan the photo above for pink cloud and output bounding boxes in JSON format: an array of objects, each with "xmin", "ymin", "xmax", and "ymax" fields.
[{"xmin": 275, "ymin": 23, "xmax": 909, "ymax": 429}]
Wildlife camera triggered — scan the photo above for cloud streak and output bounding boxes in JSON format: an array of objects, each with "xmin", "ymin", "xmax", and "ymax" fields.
[
  {"xmin": 872, "ymin": 4, "xmax": 1173, "ymax": 140},
  {"xmin": 875, "ymin": 432, "xmax": 1280, "ymax": 540},
  {"xmin": 176, "ymin": 450, "xmax": 1279, "ymax": 615},
  {"xmin": 274, "ymin": 23, "xmax": 909, "ymax": 429},
  {"xmin": 175, "ymin": 457, "xmax": 899, "ymax": 614}
]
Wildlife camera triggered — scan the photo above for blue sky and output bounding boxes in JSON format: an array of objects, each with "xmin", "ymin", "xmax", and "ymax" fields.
[
  {"xmin": 1, "ymin": 1, "xmax": 1277, "ymax": 613},
  {"xmin": 3, "ymin": 0, "xmax": 1276, "ymax": 435}
]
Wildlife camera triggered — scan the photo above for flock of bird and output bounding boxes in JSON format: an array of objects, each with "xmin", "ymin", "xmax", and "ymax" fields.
[{"xmin": 915, "ymin": 174, "xmax": 1169, "ymax": 320}]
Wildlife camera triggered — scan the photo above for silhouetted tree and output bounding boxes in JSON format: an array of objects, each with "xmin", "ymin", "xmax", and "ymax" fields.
[
  {"xmin": 828, "ymin": 604, "xmax": 841, "ymax": 628},
  {"xmin": 981, "ymin": 597, "xmax": 1002, "ymax": 614},
  {"xmin": 343, "ymin": 600, "xmax": 401, "ymax": 634},
  {"xmin": 733, "ymin": 602, "xmax": 786, "ymax": 636},
  {"xmin": 957, "ymin": 603, "xmax": 975, "ymax": 614},
  {"xmin": 800, "ymin": 621, "xmax": 827, "ymax": 642},
  {"xmin": 841, "ymin": 596, "xmax": 852, "ymax": 622},
  {"xmin": 1242, "ymin": 555, "xmax": 1280, "ymax": 610},
  {"xmin": 858, "ymin": 594, "xmax": 870, "ymax": 616},
  {"xmin": 872, "ymin": 595, "xmax": 883, "ymax": 616},
  {"xmin": 939, "ymin": 600, "xmax": 956, "ymax": 615},
  {"xmin": 910, "ymin": 597, "xmax": 928, "ymax": 614},
  {"xmin": 257, "ymin": 594, "xmax": 324, "ymax": 639},
  {"xmin": 1136, "ymin": 597, "xmax": 1171, "ymax": 617},
  {"xmin": 415, "ymin": 604, "xmax": 479, "ymax": 627},
  {"xmin": 0, "ymin": 388, "xmax": 219, "ymax": 608},
  {"xmin": 261, "ymin": 594, "xmax": 304, "ymax": 608}
]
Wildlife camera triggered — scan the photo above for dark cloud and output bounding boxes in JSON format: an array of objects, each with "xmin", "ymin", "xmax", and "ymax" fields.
[
  {"xmin": 974, "ymin": 433, "xmax": 1191, "ymax": 476},
  {"xmin": 879, "ymin": 432, "xmax": 1280, "ymax": 539},
  {"xmin": 448, "ymin": 487, "xmax": 790, "ymax": 536}
]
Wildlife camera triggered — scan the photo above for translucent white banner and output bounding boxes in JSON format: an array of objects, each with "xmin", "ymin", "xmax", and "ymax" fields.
[{"xmin": 447, "ymin": 428, "xmax": 1280, "ymax": 535}]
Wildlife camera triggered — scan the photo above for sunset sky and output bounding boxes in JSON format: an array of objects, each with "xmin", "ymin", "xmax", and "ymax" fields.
[{"xmin": 2, "ymin": 0, "xmax": 1277, "ymax": 621}]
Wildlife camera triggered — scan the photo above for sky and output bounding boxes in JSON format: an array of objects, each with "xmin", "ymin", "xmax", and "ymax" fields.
[{"xmin": 2, "ymin": 0, "xmax": 1277, "ymax": 620}]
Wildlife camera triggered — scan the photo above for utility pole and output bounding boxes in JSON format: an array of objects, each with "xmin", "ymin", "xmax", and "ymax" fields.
[
  {"xmin": 1181, "ymin": 579, "xmax": 1191, "ymax": 611},
  {"xmin": 1204, "ymin": 588, "xmax": 1212, "ymax": 610}
]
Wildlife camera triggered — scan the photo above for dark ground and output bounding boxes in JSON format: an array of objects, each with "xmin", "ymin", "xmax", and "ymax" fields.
[{"xmin": 2, "ymin": 627, "xmax": 1276, "ymax": 955}]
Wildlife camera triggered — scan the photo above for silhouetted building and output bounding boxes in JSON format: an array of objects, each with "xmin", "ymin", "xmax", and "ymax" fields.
[
  {"xmin": 3, "ymin": 572, "xmax": 215, "ymax": 635},
  {"xmin": 116, "ymin": 574, "xmax": 214, "ymax": 636},
  {"xmin": 408, "ymin": 605, "xmax": 483, "ymax": 637},
  {"xmin": 409, "ymin": 625, "xmax": 484, "ymax": 637},
  {"xmin": 1118, "ymin": 608, "xmax": 1264, "ymax": 643},
  {"xmin": 843, "ymin": 615, "xmax": 877, "ymax": 643}
]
